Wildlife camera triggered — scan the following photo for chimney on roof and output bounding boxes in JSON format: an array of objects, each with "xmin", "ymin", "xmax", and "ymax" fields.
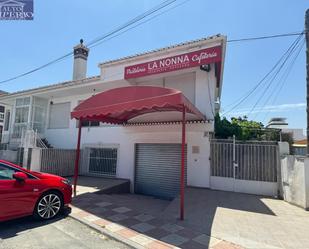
[{"xmin": 73, "ymin": 39, "xmax": 89, "ymax": 81}]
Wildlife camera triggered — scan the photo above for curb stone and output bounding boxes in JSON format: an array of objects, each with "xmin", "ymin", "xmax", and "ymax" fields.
[{"xmin": 70, "ymin": 212, "xmax": 145, "ymax": 249}]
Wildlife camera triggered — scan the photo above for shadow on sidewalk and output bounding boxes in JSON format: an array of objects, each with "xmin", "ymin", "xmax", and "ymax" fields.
[
  {"xmin": 72, "ymin": 186, "xmax": 276, "ymax": 249},
  {"xmin": 0, "ymin": 214, "xmax": 67, "ymax": 240}
]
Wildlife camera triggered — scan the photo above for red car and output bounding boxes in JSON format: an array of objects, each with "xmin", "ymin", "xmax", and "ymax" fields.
[{"xmin": 0, "ymin": 160, "xmax": 72, "ymax": 222}]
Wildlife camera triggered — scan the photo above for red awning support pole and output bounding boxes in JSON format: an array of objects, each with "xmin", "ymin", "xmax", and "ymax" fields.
[
  {"xmin": 73, "ymin": 119, "xmax": 82, "ymax": 197},
  {"xmin": 180, "ymin": 105, "xmax": 186, "ymax": 220}
]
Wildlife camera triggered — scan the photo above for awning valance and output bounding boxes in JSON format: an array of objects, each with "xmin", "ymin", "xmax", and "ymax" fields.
[{"xmin": 71, "ymin": 86, "xmax": 206, "ymax": 123}]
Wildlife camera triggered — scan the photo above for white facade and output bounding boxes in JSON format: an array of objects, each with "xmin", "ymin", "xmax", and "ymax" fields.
[{"xmin": 0, "ymin": 35, "xmax": 226, "ymax": 191}]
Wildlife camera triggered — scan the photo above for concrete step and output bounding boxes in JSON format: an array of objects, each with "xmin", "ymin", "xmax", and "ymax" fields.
[
  {"xmin": 95, "ymin": 180, "xmax": 130, "ymax": 195},
  {"xmin": 70, "ymin": 176, "xmax": 130, "ymax": 196}
]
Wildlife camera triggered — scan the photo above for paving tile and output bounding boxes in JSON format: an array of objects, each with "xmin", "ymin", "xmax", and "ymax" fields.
[
  {"xmin": 176, "ymin": 228, "xmax": 202, "ymax": 239},
  {"xmin": 148, "ymin": 218, "xmax": 167, "ymax": 227},
  {"xmin": 83, "ymin": 214, "xmax": 101, "ymax": 222},
  {"xmin": 193, "ymin": 234, "xmax": 210, "ymax": 246},
  {"xmin": 118, "ymin": 217, "xmax": 141, "ymax": 227},
  {"xmin": 105, "ymin": 223, "xmax": 124, "ymax": 232},
  {"xmin": 116, "ymin": 228, "xmax": 139, "ymax": 239},
  {"xmin": 131, "ymin": 222, "xmax": 155, "ymax": 233},
  {"xmin": 212, "ymin": 241, "xmax": 244, "ymax": 249},
  {"xmin": 95, "ymin": 201, "xmax": 112, "ymax": 207},
  {"xmin": 161, "ymin": 223, "xmax": 184, "ymax": 233},
  {"xmin": 75, "ymin": 210, "xmax": 91, "ymax": 218},
  {"xmin": 74, "ymin": 203, "xmax": 94, "ymax": 209},
  {"xmin": 112, "ymin": 206, "xmax": 132, "ymax": 213},
  {"xmin": 146, "ymin": 240, "xmax": 175, "ymax": 249},
  {"xmin": 134, "ymin": 213, "xmax": 155, "ymax": 222},
  {"xmin": 160, "ymin": 234, "xmax": 189, "ymax": 246},
  {"xmin": 144, "ymin": 228, "xmax": 171, "ymax": 239},
  {"xmin": 181, "ymin": 240, "xmax": 210, "ymax": 249},
  {"xmin": 108, "ymin": 214, "xmax": 129, "ymax": 222},
  {"xmin": 130, "ymin": 234, "xmax": 154, "ymax": 246},
  {"xmin": 193, "ymin": 234, "xmax": 221, "ymax": 247},
  {"xmin": 86, "ymin": 206, "xmax": 108, "ymax": 214},
  {"xmin": 93, "ymin": 218, "xmax": 111, "ymax": 227},
  {"xmin": 70, "ymin": 207, "xmax": 82, "ymax": 214},
  {"xmin": 100, "ymin": 210, "xmax": 117, "ymax": 218}
]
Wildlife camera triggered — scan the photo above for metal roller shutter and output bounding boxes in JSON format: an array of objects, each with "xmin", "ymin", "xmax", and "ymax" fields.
[{"xmin": 135, "ymin": 143, "xmax": 187, "ymax": 200}]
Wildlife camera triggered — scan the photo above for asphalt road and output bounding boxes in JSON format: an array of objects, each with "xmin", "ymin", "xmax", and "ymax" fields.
[{"xmin": 0, "ymin": 216, "xmax": 130, "ymax": 249}]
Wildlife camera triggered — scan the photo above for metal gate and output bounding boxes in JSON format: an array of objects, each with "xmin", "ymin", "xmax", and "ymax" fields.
[
  {"xmin": 210, "ymin": 139, "xmax": 279, "ymax": 183},
  {"xmin": 135, "ymin": 143, "xmax": 187, "ymax": 200}
]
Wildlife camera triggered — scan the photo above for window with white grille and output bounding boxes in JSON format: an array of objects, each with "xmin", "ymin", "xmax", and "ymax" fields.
[{"xmin": 88, "ymin": 148, "xmax": 117, "ymax": 176}]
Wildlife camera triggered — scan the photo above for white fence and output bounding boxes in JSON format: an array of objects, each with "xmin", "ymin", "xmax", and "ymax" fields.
[{"xmin": 210, "ymin": 139, "xmax": 279, "ymax": 196}]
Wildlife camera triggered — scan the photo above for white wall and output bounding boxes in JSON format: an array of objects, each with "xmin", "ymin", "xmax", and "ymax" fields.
[
  {"xmin": 134, "ymin": 68, "xmax": 216, "ymax": 120},
  {"xmin": 282, "ymin": 128, "xmax": 306, "ymax": 141},
  {"xmin": 41, "ymin": 56, "xmax": 218, "ymax": 190},
  {"xmin": 30, "ymin": 148, "xmax": 41, "ymax": 172},
  {"xmin": 281, "ymin": 155, "xmax": 309, "ymax": 210},
  {"xmin": 278, "ymin": 141, "xmax": 290, "ymax": 156},
  {"xmin": 45, "ymin": 119, "xmax": 213, "ymax": 189},
  {"xmin": 195, "ymin": 68, "xmax": 216, "ymax": 120},
  {"xmin": 210, "ymin": 176, "xmax": 278, "ymax": 196}
]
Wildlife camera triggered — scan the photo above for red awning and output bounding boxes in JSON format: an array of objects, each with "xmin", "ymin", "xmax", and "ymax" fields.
[{"xmin": 71, "ymin": 86, "xmax": 205, "ymax": 123}]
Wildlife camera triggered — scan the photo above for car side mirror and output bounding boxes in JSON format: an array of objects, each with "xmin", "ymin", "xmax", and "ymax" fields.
[{"xmin": 13, "ymin": 172, "xmax": 28, "ymax": 182}]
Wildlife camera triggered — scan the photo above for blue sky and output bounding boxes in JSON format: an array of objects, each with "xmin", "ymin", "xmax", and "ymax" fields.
[{"xmin": 0, "ymin": 0, "xmax": 308, "ymax": 130}]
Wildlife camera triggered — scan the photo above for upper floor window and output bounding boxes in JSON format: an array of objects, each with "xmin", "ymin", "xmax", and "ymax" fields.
[
  {"xmin": 32, "ymin": 97, "xmax": 48, "ymax": 134},
  {"xmin": 4, "ymin": 110, "xmax": 10, "ymax": 131},
  {"xmin": 76, "ymin": 119, "xmax": 100, "ymax": 128},
  {"xmin": 16, "ymin": 97, "xmax": 30, "ymax": 107},
  {"xmin": 76, "ymin": 100, "xmax": 100, "ymax": 128},
  {"xmin": 13, "ymin": 97, "xmax": 31, "ymax": 138},
  {"xmin": 15, "ymin": 97, "xmax": 30, "ymax": 124}
]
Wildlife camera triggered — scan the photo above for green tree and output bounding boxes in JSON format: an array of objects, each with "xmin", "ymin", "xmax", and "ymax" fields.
[
  {"xmin": 215, "ymin": 114, "xmax": 263, "ymax": 140},
  {"xmin": 230, "ymin": 116, "xmax": 264, "ymax": 140},
  {"xmin": 214, "ymin": 113, "xmax": 240, "ymax": 139},
  {"xmin": 214, "ymin": 114, "xmax": 294, "ymax": 145}
]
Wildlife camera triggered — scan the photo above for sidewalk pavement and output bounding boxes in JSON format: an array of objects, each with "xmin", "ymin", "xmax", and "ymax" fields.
[{"xmin": 69, "ymin": 192, "xmax": 244, "ymax": 249}]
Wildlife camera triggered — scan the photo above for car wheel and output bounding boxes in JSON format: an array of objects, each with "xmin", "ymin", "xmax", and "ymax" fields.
[{"xmin": 34, "ymin": 191, "xmax": 63, "ymax": 220}]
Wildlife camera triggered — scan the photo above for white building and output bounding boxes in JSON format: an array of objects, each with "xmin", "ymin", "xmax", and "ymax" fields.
[
  {"xmin": 0, "ymin": 91, "xmax": 8, "ymax": 143},
  {"xmin": 267, "ymin": 117, "xmax": 306, "ymax": 141},
  {"xmin": 0, "ymin": 35, "xmax": 226, "ymax": 199}
]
